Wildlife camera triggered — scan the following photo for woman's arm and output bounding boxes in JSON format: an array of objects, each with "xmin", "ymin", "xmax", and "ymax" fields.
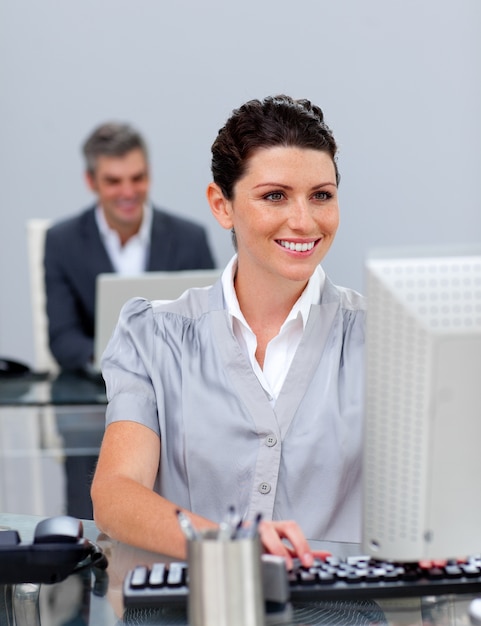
[{"xmin": 91, "ymin": 420, "xmax": 217, "ymax": 558}]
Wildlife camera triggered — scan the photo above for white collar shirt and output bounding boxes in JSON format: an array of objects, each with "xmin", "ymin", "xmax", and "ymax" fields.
[
  {"xmin": 221, "ymin": 254, "xmax": 325, "ymax": 405},
  {"xmin": 95, "ymin": 204, "xmax": 152, "ymax": 275}
]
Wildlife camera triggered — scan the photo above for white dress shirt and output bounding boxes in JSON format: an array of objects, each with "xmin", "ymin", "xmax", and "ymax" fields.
[
  {"xmin": 95, "ymin": 204, "xmax": 153, "ymax": 275},
  {"xmin": 221, "ymin": 255, "xmax": 325, "ymax": 404}
]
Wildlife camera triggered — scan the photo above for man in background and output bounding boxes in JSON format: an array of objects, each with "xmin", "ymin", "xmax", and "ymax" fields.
[
  {"xmin": 45, "ymin": 121, "xmax": 215, "ymax": 372},
  {"xmin": 44, "ymin": 122, "xmax": 215, "ymax": 519}
]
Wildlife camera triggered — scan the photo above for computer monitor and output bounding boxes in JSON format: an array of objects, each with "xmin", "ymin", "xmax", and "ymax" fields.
[
  {"xmin": 362, "ymin": 245, "xmax": 481, "ymax": 561},
  {"xmin": 94, "ymin": 269, "xmax": 221, "ymax": 369}
]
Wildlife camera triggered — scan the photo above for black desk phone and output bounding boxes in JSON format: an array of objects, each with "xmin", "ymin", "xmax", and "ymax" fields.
[{"xmin": 0, "ymin": 515, "xmax": 108, "ymax": 584}]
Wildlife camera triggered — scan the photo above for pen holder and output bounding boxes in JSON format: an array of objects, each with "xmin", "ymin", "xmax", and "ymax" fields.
[{"xmin": 187, "ymin": 529, "xmax": 265, "ymax": 626}]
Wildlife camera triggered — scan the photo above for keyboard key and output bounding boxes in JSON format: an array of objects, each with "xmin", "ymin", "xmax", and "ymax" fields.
[
  {"xmin": 149, "ymin": 563, "xmax": 166, "ymax": 587},
  {"xmin": 130, "ymin": 566, "xmax": 148, "ymax": 589},
  {"xmin": 166, "ymin": 562, "xmax": 185, "ymax": 587}
]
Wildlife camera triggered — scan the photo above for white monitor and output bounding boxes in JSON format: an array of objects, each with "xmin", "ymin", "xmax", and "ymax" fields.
[
  {"xmin": 94, "ymin": 269, "xmax": 221, "ymax": 369},
  {"xmin": 362, "ymin": 246, "xmax": 481, "ymax": 561}
]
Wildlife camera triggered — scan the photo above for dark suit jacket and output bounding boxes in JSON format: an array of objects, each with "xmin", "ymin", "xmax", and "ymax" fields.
[{"xmin": 44, "ymin": 205, "xmax": 215, "ymax": 370}]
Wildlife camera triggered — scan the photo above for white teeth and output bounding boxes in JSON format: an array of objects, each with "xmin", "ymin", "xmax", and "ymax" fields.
[{"xmin": 279, "ymin": 240, "xmax": 315, "ymax": 252}]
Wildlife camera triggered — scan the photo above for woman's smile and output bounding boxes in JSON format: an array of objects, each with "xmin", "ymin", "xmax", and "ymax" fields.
[{"xmin": 276, "ymin": 238, "xmax": 319, "ymax": 253}]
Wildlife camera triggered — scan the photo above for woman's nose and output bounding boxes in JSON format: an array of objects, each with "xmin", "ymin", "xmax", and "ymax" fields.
[{"xmin": 287, "ymin": 199, "xmax": 316, "ymax": 231}]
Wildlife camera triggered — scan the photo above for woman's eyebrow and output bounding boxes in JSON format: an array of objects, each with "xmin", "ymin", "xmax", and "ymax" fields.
[{"xmin": 253, "ymin": 181, "xmax": 337, "ymax": 191}]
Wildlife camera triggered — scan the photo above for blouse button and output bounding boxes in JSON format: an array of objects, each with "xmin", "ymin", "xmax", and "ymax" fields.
[
  {"xmin": 258, "ymin": 482, "xmax": 271, "ymax": 494},
  {"xmin": 265, "ymin": 434, "xmax": 277, "ymax": 447}
]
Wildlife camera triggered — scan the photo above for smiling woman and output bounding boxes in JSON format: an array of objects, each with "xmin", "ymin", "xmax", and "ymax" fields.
[{"xmin": 91, "ymin": 95, "xmax": 366, "ymax": 570}]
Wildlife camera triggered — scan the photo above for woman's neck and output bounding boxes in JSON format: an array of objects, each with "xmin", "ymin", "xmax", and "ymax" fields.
[{"xmin": 234, "ymin": 268, "xmax": 307, "ymax": 367}]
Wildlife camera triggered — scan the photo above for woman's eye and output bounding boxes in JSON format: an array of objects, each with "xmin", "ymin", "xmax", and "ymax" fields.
[
  {"xmin": 264, "ymin": 191, "xmax": 284, "ymax": 202},
  {"xmin": 313, "ymin": 191, "xmax": 332, "ymax": 201}
]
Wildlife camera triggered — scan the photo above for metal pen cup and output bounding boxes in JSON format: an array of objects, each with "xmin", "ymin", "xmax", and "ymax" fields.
[{"xmin": 187, "ymin": 529, "xmax": 265, "ymax": 626}]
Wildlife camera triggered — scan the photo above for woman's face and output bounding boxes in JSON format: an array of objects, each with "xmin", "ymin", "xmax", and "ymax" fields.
[{"xmin": 220, "ymin": 146, "xmax": 339, "ymax": 287}]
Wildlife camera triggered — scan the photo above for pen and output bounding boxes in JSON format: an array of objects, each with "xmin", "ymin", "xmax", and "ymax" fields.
[
  {"xmin": 175, "ymin": 509, "xmax": 198, "ymax": 541},
  {"xmin": 218, "ymin": 505, "xmax": 238, "ymax": 540},
  {"xmin": 233, "ymin": 517, "xmax": 244, "ymax": 538},
  {"xmin": 234, "ymin": 512, "xmax": 262, "ymax": 539},
  {"xmin": 248, "ymin": 512, "xmax": 263, "ymax": 539}
]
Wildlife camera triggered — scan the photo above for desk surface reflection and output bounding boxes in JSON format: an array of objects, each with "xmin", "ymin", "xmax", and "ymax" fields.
[{"xmin": 0, "ymin": 372, "xmax": 107, "ymax": 520}]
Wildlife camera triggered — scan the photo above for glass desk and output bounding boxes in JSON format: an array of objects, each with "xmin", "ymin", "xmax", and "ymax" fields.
[
  {"xmin": 0, "ymin": 370, "xmax": 107, "ymax": 407},
  {"xmin": 1, "ymin": 513, "xmax": 480, "ymax": 626},
  {"xmin": 0, "ymin": 371, "xmax": 107, "ymax": 520}
]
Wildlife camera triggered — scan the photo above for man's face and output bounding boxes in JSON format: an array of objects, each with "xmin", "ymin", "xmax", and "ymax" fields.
[{"xmin": 86, "ymin": 148, "xmax": 150, "ymax": 237}]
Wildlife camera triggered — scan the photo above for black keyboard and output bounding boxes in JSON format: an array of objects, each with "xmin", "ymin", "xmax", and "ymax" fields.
[{"xmin": 123, "ymin": 554, "xmax": 481, "ymax": 609}]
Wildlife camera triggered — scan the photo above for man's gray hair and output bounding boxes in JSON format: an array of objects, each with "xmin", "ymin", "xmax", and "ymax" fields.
[{"xmin": 82, "ymin": 122, "xmax": 148, "ymax": 175}]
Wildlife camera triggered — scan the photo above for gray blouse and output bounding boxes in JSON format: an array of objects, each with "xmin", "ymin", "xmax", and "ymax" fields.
[{"xmin": 102, "ymin": 276, "xmax": 366, "ymax": 543}]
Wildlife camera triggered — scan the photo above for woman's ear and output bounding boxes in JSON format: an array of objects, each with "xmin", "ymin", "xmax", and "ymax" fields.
[{"xmin": 206, "ymin": 183, "xmax": 234, "ymax": 230}]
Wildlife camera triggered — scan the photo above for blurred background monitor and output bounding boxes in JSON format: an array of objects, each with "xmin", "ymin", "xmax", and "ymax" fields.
[{"xmin": 94, "ymin": 269, "xmax": 221, "ymax": 369}]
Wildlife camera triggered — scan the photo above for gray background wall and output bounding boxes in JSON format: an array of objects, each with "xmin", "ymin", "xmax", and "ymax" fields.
[{"xmin": 1, "ymin": 0, "xmax": 480, "ymax": 368}]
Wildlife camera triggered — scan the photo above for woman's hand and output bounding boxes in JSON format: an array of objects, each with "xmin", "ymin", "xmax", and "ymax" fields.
[{"xmin": 258, "ymin": 520, "xmax": 330, "ymax": 570}]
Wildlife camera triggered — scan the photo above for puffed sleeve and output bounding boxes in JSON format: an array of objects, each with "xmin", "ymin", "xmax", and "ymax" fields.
[{"xmin": 101, "ymin": 297, "xmax": 160, "ymax": 436}]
